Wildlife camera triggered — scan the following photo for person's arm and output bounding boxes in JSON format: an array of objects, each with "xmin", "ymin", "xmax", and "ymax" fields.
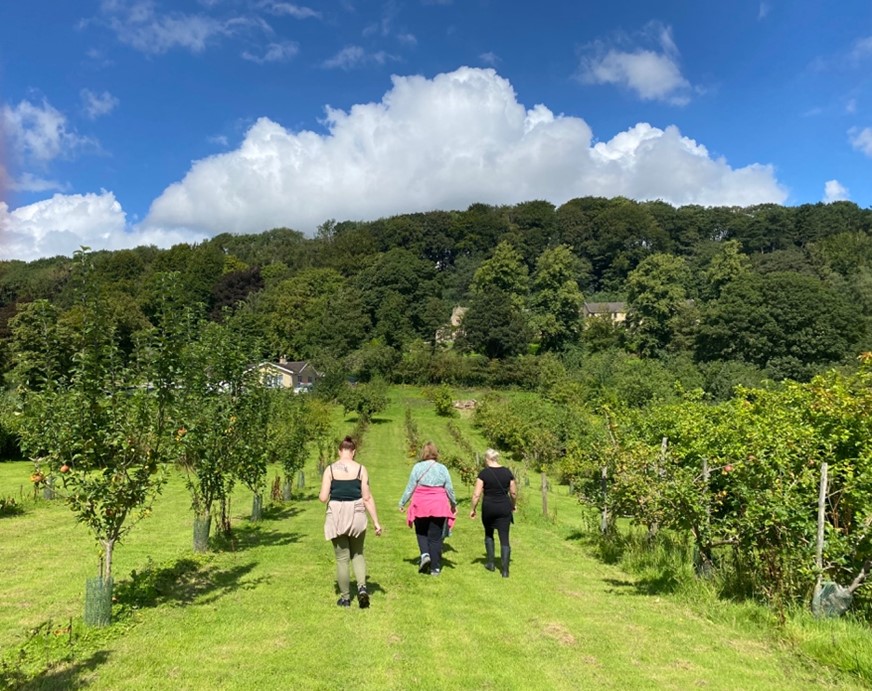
[
  {"xmin": 509, "ymin": 478, "xmax": 518, "ymax": 510},
  {"xmin": 469, "ymin": 478, "xmax": 484, "ymax": 519},
  {"xmin": 360, "ymin": 466, "xmax": 382, "ymax": 536},
  {"xmin": 398, "ymin": 465, "xmax": 418, "ymax": 509},
  {"xmin": 318, "ymin": 466, "xmax": 332, "ymax": 503}
]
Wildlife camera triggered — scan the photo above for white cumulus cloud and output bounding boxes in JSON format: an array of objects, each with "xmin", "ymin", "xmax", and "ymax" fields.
[
  {"xmin": 1, "ymin": 67, "xmax": 789, "ymax": 261},
  {"xmin": 0, "ymin": 192, "xmax": 205, "ymax": 262},
  {"xmin": 823, "ymin": 179, "xmax": 850, "ymax": 202},
  {"xmin": 578, "ymin": 22, "xmax": 693, "ymax": 105},
  {"xmin": 141, "ymin": 67, "xmax": 786, "ymax": 238}
]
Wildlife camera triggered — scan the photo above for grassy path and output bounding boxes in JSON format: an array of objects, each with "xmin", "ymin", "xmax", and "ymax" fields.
[{"xmin": 0, "ymin": 387, "xmax": 862, "ymax": 689}]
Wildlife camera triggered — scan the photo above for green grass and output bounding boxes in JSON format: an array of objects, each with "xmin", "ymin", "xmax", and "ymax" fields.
[{"xmin": 0, "ymin": 385, "xmax": 868, "ymax": 689}]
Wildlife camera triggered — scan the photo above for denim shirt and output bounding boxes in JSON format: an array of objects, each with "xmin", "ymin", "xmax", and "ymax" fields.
[{"xmin": 398, "ymin": 460, "xmax": 456, "ymax": 508}]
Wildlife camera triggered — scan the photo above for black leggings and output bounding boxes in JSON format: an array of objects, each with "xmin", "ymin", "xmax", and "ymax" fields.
[
  {"xmin": 414, "ymin": 516, "xmax": 446, "ymax": 570},
  {"xmin": 482, "ymin": 503, "xmax": 511, "ymax": 547}
]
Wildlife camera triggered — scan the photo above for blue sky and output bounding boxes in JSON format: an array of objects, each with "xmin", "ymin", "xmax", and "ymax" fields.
[{"xmin": 1, "ymin": 1, "xmax": 870, "ymax": 261}]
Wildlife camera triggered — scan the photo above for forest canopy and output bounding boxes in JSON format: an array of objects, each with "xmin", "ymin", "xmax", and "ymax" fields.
[{"xmin": 1, "ymin": 196, "xmax": 870, "ymax": 397}]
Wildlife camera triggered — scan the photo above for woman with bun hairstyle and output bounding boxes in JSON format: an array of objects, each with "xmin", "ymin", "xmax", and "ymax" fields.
[
  {"xmin": 398, "ymin": 441, "xmax": 457, "ymax": 576},
  {"xmin": 319, "ymin": 436, "xmax": 382, "ymax": 607},
  {"xmin": 469, "ymin": 448, "xmax": 517, "ymax": 577}
]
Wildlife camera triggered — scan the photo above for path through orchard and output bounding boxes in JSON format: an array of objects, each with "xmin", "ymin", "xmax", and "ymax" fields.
[{"xmin": 0, "ymin": 389, "xmax": 859, "ymax": 689}]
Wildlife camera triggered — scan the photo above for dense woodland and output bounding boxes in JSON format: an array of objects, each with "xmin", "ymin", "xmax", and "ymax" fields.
[{"xmin": 1, "ymin": 196, "xmax": 870, "ymax": 398}]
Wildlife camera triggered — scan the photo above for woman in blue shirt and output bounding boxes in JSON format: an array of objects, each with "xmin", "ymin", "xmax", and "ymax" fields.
[{"xmin": 398, "ymin": 442, "xmax": 456, "ymax": 576}]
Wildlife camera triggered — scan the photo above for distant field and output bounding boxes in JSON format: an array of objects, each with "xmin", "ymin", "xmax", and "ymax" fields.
[{"xmin": 0, "ymin": 386, "xmax": 863, "ymax": 689}]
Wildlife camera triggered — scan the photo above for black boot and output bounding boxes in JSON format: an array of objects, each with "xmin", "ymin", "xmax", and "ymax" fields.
[
  {"xmin": 500, "ymin": 545, "xmax": 511, "ymax": 578},
  {"xmin": 484, "ymin": 537, "xmax": 495, "ymax": 571}
]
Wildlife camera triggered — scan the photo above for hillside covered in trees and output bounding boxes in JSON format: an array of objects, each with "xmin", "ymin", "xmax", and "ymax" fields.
[{"xmin": 1, "ymin": 196, "xmax": 871, "ymax": 402}]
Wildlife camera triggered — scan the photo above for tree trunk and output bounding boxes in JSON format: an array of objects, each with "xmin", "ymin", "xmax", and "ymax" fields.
[
  {"xmin": 102, "ymin": 538, "xmax": 115, "ymax": 581},
  {"xmin": 219, "ymin": 496, "xmax": 232, "ymax": 537},
  {"xmin": 251, "ymin": 493, "xmax": 263, "ymax": 522}
]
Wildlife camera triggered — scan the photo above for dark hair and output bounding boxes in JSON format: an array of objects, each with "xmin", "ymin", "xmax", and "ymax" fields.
[
  {"xmin": 339, "ymin": 436, "xmax": 356, "ymax": 452},
  {"xmin": 420, "ymin": 441, "xmax": 439, "ymax": 460}
]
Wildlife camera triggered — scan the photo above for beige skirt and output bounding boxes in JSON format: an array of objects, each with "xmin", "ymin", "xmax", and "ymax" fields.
[{"xmin": 324, "ymin": 499, "xmax": 368, "ymax": 540}]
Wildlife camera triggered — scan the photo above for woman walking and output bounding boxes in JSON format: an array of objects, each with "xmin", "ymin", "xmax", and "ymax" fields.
[
  {"xmin": 469, "ymin": 449, "xmax": 517, "ymax": 577},
  {"xmin": 398, "ymin": 442, "xmax": 456, "ymax": 576},
  {"xmin": 319, "ymin": 436, "xmax": 382, "ymax": 607}
]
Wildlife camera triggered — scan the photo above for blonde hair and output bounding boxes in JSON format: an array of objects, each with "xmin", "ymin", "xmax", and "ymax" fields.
[
  {"xmin": 420, "ymin": 441, "xmax": 439, "ymax": 460},
  {"xmin": 484, "ymin": 448, "xmax": 500, "ymax": 464}
]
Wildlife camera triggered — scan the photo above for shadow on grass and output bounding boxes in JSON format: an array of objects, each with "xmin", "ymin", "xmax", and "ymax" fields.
[
  {"xmin": 18, "ymin": 649, "xmax": 111, "ymax": 691},
  {"xmin": 601, "ymin": 573, "xmax": 686, "ymax": 597},
  {"xmin": 210, "ymin": 521, "xmax": 303, "ymax": 553},
  {"xmin": 260, "ymin": 504, "xmax": 303, "ymax": 521},
  {"xmin": 114, "ymin": 557, "xmax": 262, "ymax": 611}
]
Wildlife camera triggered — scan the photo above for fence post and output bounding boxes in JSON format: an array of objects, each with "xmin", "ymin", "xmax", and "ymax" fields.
[
  {"xmin": 599, "ymin": 465, "xmax": 608, "ymax": 534},
  {"xmin": 814, "ymin": 462, "xmax": 828, "ymax": 603}
]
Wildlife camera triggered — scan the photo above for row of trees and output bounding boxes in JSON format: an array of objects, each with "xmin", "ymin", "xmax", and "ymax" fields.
[{"xmin": 8, "ymin": 252, "xmax": 331, "ymax": 624}]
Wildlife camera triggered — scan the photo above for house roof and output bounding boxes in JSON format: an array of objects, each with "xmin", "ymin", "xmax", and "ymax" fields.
[
  {"xmin": 259, "ymin": 360, "xmax": 319, "ymax": 376},
  {"xmin": 583, "ymin": 301, "xmax": 627, "ymax": 315}
]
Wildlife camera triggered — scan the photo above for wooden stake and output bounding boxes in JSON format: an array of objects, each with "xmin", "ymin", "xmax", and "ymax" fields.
[{"xmin": 814, "ymin": 462, "xmax": 828, "ymax": 602}]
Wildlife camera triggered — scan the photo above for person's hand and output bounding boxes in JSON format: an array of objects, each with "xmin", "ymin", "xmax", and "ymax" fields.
[
  {"xmin": 374, "ymin": 524, "xmax": 383, "ymax": 536},
  {"xmin": 398, "ymin": 505, "xmax": 405, "ymax": 512},
  {"xmin": 469, "ymin": 509, "xmax": 476, "ymax": 519}
]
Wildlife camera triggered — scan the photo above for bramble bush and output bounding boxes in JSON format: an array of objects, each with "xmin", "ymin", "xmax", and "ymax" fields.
[
  {"xmin": 473, "ymin": 354, "xmax": 872, "ymax": 617},
  {"xmin": 604, "ymin": 357, "xmax": 872, "ymax": 614}
]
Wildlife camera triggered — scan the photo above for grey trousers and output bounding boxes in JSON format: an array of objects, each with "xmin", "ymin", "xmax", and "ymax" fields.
[{"xmin": 332, "ymin": 533, "xmax": 366, "ymax": 599}]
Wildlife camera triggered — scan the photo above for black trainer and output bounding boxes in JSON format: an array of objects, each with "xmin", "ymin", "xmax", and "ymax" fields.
[
  {"xmin": 337, "ymin": 597, "xmax": 351, "ymax": 607},
  {"xmin": 357, "ymin": 585, "xmax": 370, "ymax": 609}
]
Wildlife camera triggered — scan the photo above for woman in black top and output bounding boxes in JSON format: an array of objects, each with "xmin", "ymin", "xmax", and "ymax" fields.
[{"xmin": 469, "ymin": 448, "xmax": 517, "ymax": 577}]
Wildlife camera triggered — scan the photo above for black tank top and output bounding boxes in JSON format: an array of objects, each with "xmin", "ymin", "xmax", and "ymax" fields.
[{"xmin": 329, "ymin": 465, "xmax": 363, "ymax": 501}]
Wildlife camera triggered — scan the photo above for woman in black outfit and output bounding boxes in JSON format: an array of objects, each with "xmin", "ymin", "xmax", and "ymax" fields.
[{"xmin": 469, "ymin": 448, "xmax": 517, "ymax": 577}]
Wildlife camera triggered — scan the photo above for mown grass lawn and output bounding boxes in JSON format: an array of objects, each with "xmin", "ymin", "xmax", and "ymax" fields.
[{"xmin": 0, "ymin": 386, "xmax": 865, "ymax": 689}]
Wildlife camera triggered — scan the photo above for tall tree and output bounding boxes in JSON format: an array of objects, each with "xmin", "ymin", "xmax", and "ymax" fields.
[
  {"xmin": 457, "ymin": 288, "xmax": 530, "ymax": 359},
  {"xmin": 530, "ymin": 245, "xmax": 585, "ymax": 352},
  {"xmin": 626, "ymin": 253, "xmax": 694, "ymax": 357}
]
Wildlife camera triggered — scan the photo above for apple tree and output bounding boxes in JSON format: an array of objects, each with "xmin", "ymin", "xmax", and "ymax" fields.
[{"xmin": 13, "ymin": 252, "xmax": 180, "ymax": 626}]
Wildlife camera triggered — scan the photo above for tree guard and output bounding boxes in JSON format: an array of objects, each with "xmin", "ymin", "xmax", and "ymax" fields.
[{"xmin": 84, "ymin": 576, "xmax": 113, "ymax": 627}]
